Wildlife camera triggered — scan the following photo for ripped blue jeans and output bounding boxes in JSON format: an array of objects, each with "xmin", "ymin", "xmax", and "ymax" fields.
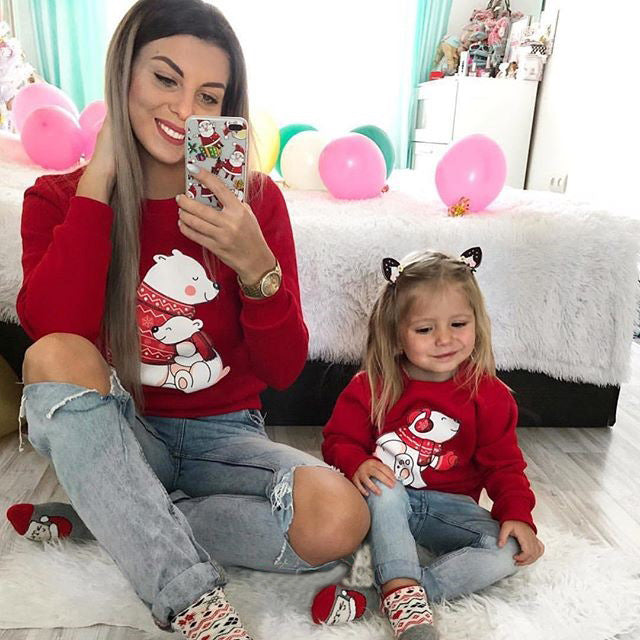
[{"xmin": 21, "ymin": 372, "xmax": 331, "ymax": 627}]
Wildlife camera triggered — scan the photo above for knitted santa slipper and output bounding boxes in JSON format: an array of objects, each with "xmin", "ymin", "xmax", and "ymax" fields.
[
  {"xmin": 311, "ymin": 584, "xmax": 367, "ymax": 625},
  {"xmin": 6, "ymin": 503, "xmax": 73, "ymax": 541}
]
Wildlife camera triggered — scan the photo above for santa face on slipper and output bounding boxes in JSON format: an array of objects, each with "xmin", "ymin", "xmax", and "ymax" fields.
[
  {"xmin": 6, "ymin": 504, "xmax": 72, "ymax": 541},
  {"xmin": 311, "ymin": 584, "xmax": 367, "ymax": 625},
  {"xmin": 24, "ymin": 516, "xmax": 61, "ymax": 541}
]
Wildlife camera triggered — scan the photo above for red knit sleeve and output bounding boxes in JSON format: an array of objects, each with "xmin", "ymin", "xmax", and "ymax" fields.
[
  {"xmin": 322, "ymin": 373, "xmax": 378, "ymax": 479},
  {"xmin": 474, "ymin": 377, "xmax": 537, "ymax": 531},
  {"xmin": 17, "ymin": 174, "xmax": 114, "ymax": 342},
  {"xmin": 239, "ymin": 176, "xmax": 308, "ymax": 389}
]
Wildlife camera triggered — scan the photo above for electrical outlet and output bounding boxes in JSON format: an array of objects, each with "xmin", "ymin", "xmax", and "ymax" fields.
[{"xmin": 549, "ymin": 174, "xmax": 568, "ymax": 193}]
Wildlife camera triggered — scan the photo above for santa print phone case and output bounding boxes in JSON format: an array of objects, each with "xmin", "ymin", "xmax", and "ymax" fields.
[{"xmin": 185, "ymin": 115, "xmax": 248, "ymax": 211}]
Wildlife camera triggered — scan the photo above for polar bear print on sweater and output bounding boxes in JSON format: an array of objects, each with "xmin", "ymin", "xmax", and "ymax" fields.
[
  {"xmin": 143, "ymin": 250, "xmax": 219, "ymax": 304},
  {"xmin": 151, "ymin": 315, "xmax": 230, "ymax": 392},
  {"xmin": 375, "ymin": 408, "xmax": 460, "ymax": 489},
  {"xmin": 137, "ymin": 249, "xmax": 228, "ymax": 393}
]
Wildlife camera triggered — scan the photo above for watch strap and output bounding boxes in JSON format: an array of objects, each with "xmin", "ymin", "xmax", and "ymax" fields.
[{"xmin": 238, "ymin": 260, "xmax": 281, "ymax": 299}]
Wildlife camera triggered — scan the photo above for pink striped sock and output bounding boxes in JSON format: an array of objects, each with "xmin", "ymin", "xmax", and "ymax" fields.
[
  {"xmin": 171, "ymin": 587, "xmax": 253, "ymax": 640},
  {"xmin": 381, "ymin": 585, "xmax": 437, "ymax": 639}
]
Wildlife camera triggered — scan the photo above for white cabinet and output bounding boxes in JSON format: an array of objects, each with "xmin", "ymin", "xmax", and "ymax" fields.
[{"xmin": 412, "ymin": 77, "xmax": 539, "ymax": 188}]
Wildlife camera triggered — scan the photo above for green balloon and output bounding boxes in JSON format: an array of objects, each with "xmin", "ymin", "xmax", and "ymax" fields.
[
  {"xmin": 276, "ymin": 123, "xmax": 318, "ymax": 175},
  {"xmin": 350, "ymin": 125, "xmax": 395, "ymax": 178}
]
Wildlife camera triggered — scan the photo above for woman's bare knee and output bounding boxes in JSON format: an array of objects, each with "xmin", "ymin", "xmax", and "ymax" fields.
[
  {"xmin": 23, "ymin": 333, "xmax": 111, "ymax": 394},
  {"xmin": 288, "ymin": 467, "xmax": 370, "ymax": 566}
]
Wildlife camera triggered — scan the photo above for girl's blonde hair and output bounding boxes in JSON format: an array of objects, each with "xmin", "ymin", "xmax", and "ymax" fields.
[
  {"xmin": 364, "ymin": 250, "xmax": 496, "ymax": 430},
  {"xmin": 102, "ymin": 0, "xmax": 253, "ymax": 404}
]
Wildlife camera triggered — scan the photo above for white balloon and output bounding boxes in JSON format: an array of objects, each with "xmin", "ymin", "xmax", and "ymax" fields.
[{"xmin": 279, "ymin": 130, "xmax": 329, "ymax": 190}]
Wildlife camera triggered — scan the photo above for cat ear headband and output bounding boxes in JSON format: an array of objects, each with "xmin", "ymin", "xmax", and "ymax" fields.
[{"xmin": 382, "ymin": 247, "xmax": 483, "ymax": 284}]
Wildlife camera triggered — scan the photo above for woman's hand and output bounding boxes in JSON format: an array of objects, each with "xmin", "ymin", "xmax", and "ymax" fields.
[
  {"xmin": 89, "ymin": 114, "xmax": 116, "ymax": 178},
  {"xmin": 352, "ymin": 458, "xmax": 396, "ymax": 497},
  {"xmin": 76, "ymin": 115, "xmax": 115, "ymax": 204},
  {"xmin": 176, "ymin": 164, "xmax": 275, "ymax": 283},
  {"xmin": 498, "ymin": 520, "xmax": 545, "ymax": 566}
]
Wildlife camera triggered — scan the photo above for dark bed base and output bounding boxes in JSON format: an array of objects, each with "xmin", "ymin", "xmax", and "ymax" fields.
[
  {"xmin": 261, "ymin": 360, "xmax": 620, "ymax": 428},
  {"xmin": 1, "ymin": 322, "xmax": 619, "ymax": 428}
]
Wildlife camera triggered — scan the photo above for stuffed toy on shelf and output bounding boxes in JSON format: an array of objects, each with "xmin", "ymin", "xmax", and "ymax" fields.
[{"xmin": 433, "ymin": 35, "xmax": 462, "ymax": 76}]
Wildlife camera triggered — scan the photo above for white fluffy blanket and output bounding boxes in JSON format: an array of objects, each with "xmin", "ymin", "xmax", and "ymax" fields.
[
  {"xmin": 1, "ymin": 160, "xmax": 639, "ymax": 385},
  {"xmin": 0, "ymin": 159, "xmax": 38, "ymax": 322},
  {"xmin": 282, "ymin": 173, "xmax": 640, "ymax": 386},
  {"xmin": 1, "ymin": 528, "xmax": 639, "ymax": 639}
]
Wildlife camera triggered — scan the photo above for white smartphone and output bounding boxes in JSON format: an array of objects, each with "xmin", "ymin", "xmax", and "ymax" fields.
[{"xmin": 185, "ymin": 115, "xmax": 249, "ymax": 210}]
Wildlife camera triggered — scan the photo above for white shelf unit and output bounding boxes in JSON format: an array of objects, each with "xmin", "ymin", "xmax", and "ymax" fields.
[{"xmin": 412, "ymin": 77, "xmax": 539, "ymax": 189}]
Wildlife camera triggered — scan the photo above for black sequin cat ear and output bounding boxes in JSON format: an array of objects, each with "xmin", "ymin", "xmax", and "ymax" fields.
[
  {"xmin": 382, "ymin": 257, "xmax": 402, "ymax": 284},
  {"xmin": 459, "ymin": 247, "xmax": 482, "ymax": 272}
]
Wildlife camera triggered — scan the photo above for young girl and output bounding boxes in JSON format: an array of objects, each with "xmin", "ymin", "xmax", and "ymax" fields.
[
  {"xmin": 319, "ymin": 248, "xmax": 544, "ymax": 639},
  {"xmin": 5, "ymin": 1, "xmax": 369, "ymax": 638}
]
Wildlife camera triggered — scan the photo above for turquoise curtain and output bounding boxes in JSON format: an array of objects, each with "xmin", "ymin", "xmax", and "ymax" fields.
[
  {"xmin": 29, "ymin": 0, "xmax": 108, "ymax": 111},
  {"xmin": 405, "ymin": 0, "xmax": 453, "ymax": 167}
]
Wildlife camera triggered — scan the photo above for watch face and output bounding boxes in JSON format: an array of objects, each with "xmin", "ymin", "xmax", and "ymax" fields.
[{"xmin": 261, "ymin": 272, "xmax": 282, "ymax": 297}]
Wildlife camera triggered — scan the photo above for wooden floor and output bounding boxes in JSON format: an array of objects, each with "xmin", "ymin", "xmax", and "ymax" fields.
[{"xmin": 1, "ymin": 344, "xmax": 640, "ymax": 639}]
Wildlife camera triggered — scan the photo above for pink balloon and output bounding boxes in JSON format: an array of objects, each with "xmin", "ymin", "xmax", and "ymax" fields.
[
  {"xmin": 319, "ymin": 134, "xmax": 386, "ymax": 199},
  {"xmin": 20, "ymin": 106, "xmax": 84, "ymax": 170},
  {"xmin": 11, "ymin": 83, "xmax": 79, "ymax": 133},
  {"xmin": 435, "ymin": 134, "xmax": 507, "ymax": 212},
  {"xmin": 79, "ymin": 100, "xmax": 107, "ymax": 157}
]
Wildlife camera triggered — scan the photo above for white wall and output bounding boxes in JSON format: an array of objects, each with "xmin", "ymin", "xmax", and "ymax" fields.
[
  {"xmin": 527, "ymin": 0, "xmax": 640, "ymax": 218},
  {"xmin": 447, "ymin": 0, "xmax": 543, "ymax": 38},
  {"xmin": 106, "ymin": 3, "xmax": 129, "ymax": 36},
  {"xmin": 213, "ymin": 0, "xmax": 416, "ymax": 140}
]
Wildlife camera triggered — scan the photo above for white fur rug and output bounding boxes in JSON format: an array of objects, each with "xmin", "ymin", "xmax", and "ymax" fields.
[
  {"xmin": 1, "ymin": 160, "xmax": 639, "ymax": 385},
  {"xmin": 1, "ymin": 528, "xmax": 639, "ymax": 639}
]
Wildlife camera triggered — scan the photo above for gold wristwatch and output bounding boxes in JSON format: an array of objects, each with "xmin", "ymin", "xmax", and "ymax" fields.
[{"xmin": 238, "ymin": 261, "xmax": 282, "ymax": 299}]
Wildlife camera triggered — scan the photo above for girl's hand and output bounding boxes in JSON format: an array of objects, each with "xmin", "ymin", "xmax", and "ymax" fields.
[
  {"xmin": 176, "ymin": 165, "xmax": 275, "ymax": 284},
  {"xmin": 498, "ymin": 520, "xmax": 545, "ymax": 566},
  {"xmin": 352, "ymin": 459, "xmax": 396, "ymax": 497}
]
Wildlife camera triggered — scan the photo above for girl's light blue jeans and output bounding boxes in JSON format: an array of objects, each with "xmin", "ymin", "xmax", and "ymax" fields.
[
  {"xmin": 21, "ymin": 373, "xmax": 331, "ymax": 627},
  {"xmin": 366, "ymin": 481, "xmax": 520, "ymax": 602}
]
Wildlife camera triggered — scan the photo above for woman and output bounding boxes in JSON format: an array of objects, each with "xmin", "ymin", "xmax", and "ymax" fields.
[{"xmin": 7, "ymin": 1, "xmax": 369, "ymax": 638}]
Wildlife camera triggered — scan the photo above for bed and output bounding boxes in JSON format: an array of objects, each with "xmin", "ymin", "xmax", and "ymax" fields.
[{"xmin": 1, "ymin": 160, "xmax": 638, "ymax": 427}]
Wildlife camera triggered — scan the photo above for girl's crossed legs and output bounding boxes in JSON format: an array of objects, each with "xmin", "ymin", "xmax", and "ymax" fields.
[{"xmin": 367, "ymin": 480, "xmax": 519, "ymax": 602}]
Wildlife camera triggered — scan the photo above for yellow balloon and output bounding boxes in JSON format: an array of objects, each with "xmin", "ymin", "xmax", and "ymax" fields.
[{"xmin": 250, "ymin": 110, "xmax": 280, "ymax": 174}]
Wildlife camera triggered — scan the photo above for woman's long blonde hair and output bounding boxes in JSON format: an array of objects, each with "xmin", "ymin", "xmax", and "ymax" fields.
[
  {"xmin": 364, "ymin": 250, "xmax": 496, "ymax": 430},
  {"xmin": 102, "ymin": 0, "xmax": 251, "ymax": 404}
]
